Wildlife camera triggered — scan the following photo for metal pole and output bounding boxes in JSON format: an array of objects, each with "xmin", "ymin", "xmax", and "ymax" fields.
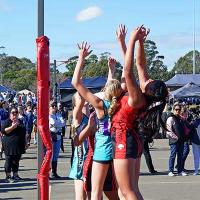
[
  {"xmin": 0, "ymin": 46, "xmax": 6, "ymax": 85},
  {"xmin": 37, "ymin": 0, "xmax": 44, "ymax": 199},
  {"xmin": 38, "ymin": 0, "xmax": 44, "ymax": 37},
  {"xmin": 53, "ymin": 60, "xmax": 57, "ymax": 102},
  {"xmin": 193, "ymin": 0, "xmax": 196, "ymax": 74}
]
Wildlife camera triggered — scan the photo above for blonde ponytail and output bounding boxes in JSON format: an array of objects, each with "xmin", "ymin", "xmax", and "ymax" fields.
[{"xmin": 108, "ymin": 96, "xmax": 119, "ymax": 117}]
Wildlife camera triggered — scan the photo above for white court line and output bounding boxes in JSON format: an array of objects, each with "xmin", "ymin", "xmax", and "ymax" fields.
[{"xmin": 141, "ymin": 181, "xmax": 200, "ymax": 184}]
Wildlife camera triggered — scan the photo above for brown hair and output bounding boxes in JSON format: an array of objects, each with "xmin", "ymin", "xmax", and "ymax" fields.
[{"xmin": 104, "ymin": 79, "xmax": 122, "ymax": 116}]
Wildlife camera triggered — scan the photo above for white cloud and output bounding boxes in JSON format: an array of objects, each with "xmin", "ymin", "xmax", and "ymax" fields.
[
  {"xmin": 0, "ymin": 0, "xmax": 13, "ymax": 11},
  {"xmin": 76, "ymin": 6, "xmax": 102, "ymax": 22}
]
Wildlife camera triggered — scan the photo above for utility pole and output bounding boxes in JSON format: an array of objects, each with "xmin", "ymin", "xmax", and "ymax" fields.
[
  {"xmin": 37, "ymin": 0, "xmax": 44, "ymax": 199},
  {"xmin": 193, "ymin": 0, "xmax": 196, "ymax": 74},
  {"xmin": 0, "ymin": 46, "xmax": 6, "ymax": 85},
  {"xmin": 53, "ymin": 60, "xmax": 58, "ymax": 103}
]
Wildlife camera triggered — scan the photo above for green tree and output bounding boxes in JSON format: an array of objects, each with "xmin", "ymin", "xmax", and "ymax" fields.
[
  {"xmin": 0, "ymin": 56, "xmax": 37, "ymax": 91},
  {"xmin": 144, "ymin": 40, "xmax": 170, "ymax": 81},
  {"xmin": 3, "ymin": 68, "xmax": 36, "ymax": 91},
  {"xmin": 64, "ymin": 56, "xmax": 78, "ymax": 77},
  {"xmin": 64, "ymin": 52, "xmax": 123, "ymax": 79},
  {"xmin": 171, "ymin": 50, "xmax": 200, "ymax": 74}
]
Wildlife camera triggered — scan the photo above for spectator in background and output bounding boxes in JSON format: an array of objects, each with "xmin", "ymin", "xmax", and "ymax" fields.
[
  {"xmin": 27, "ymin": 92, "xmax": 33, "ymax": 104},
  {"xmin": 58, "ymin": 103, "xmax": 68, "ymax": 153},
  {"xmin": 62, "ymin": 106, "xmax": 69, "ymax": 127},
  {"xmin": 68, "ymin": 113, "xmax": 73, "ymax": 139},
  {"xmin": 179, "ymin": 106, "xmax": 191, "ymax": 172},
  {"xmin": 21, "ymin": 93, "xmax": 27, "ymax": 105},
  {"xmin": 25, "ymin": 104, "xmax": 34, "ymax": 146},
  {"xmin": 18, "ymin": 106, "xmax": 28, "ymax": 147},
  {"xmin": 6, "ymin": 91, "xmax": 14, "ymax": 103},
  {"xmin": 161, "ymin": 104, "xmax": 172, "ymax": 138},
  {"xmin": 166, "ymin": 103, "xmax": 187, "ymax": 176},
  {"xmin": 49, "ymin": 102, "xmax": 65, "ymax": 178},
  {"xmin": 18, "ymin": 94, "xmax": 22, "ymax": 106},
  {"xmin": 33, "ymin": 107, "xmax": 37, "ymax": 145},
  {"xmin": 0, "ymin": 101, "xmax": 9, "ymax": 158},
  {"xmin": 191, "ymin": 116, "xmax": 200, "ymax": 175},
  {"xmin": 13, "ymin": 95, "xmax": 18, "ymax": 105},
  {"xmin": 18, "ymin": 106, "xmax": 28, "ymax": 128},
  {"xmin": 1, "ymin": 107, "xmax": 26, "ymax": 182},
  {"xmin": 32, "ymin": 94, "xmax": 37, "ymax": 106},
  {"xmin": 0, "ymin": 101, "xmax": 9, "ymax": 122}
]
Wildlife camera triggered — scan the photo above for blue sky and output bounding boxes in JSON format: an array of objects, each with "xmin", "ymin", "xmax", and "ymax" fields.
[{"xmin": 0, "ymin": 0, "xmax": 199, "ymax": 72}]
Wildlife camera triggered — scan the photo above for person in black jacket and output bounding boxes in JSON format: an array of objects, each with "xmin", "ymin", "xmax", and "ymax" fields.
[
  {"xmin": 191, "ymin": 116, "xmax": 200, "ymax": 175},
  {"xmin": 1, "ymin": 107, "xmax": 26, "ymax": 182},
  {"xmin": 166, "ymin": 103, "xmax": 187, "ymax": 176}
]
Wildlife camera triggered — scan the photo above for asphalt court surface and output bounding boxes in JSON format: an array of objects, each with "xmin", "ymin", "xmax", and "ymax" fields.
[{"xmin": 0, "ymin": 137, "xmax": 200, "ymax": 200}]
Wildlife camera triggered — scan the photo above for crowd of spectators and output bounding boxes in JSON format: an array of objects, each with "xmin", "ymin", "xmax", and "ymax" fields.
[
  {"xmin": 1, "ymin": 89, "xmax": 200, "ymax": 183},
  {"xmin": 136, "ymin": 100, "xmax": 200, "ymax": 176},
  {"xmin": 0, "ymin": 91, "xmax": 69, "ymax": 183},
  {"xmin": 163, "ymin": 101, "xmax": 200, "ymax": 176},
  {"xmin": 0, "ymin": 94, "xmax": 37, "ymax": 182}
]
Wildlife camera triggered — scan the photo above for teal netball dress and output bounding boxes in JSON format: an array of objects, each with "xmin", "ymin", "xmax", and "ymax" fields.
[
  {"xmin": 68, "ymin": 114, "xmax": 88, "ymax": 180},
  {"xmin": 93, "ymin": 100, "xmax": 113, "ymax": 162}
]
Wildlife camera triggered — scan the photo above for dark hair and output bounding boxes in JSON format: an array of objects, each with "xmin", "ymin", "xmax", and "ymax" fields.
[
  {"xmin": 145, "ymin": 80, "xmax": 168, "ymax": 102},
  {"xmin": 139, "ymin": 80, "xmax": 168, "ymax": 140},
  {"xmin": 138, "ymin": 101, "xmax": 167, "ymax": 140},
  {"xmin": 50, "ymin": 101, "xmax": 57, "ymax": 107},
  {"xmin": 0, "ymin": 101, "xmax": 6, "ymax": 108}
]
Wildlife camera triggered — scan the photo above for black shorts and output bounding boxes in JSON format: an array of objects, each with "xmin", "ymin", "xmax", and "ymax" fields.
[
  {"xmin": 84, "ymin": 163, "xmax": 117, "ymax": 192},
  {"xmin": 112, "ymin": 129, "xmax": 143, "ymax": 159}
]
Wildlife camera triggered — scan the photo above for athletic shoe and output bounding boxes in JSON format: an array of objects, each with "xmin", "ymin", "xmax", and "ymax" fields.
[
  {"xmin": 168, "ymin": 172, "xmax": 175, "ymax": 177},
  {"xmin": 5, "ymin": 176, "xmax": 14, "ymax": 183},
  {"xmin": 12, "ymin": 175, "xmax": 22, "ymax": 182},
  {"xmin": 193, "ymin": 172, "xmax": 199, "ymax": 176},
  {"xmin": 150, "ymin": 170, "xmax": 158, "ymax": 174},
  {"xmin": 178, "ymin": 172, "xmax": 188, "ymax": 176},
  {"xmin": 51, "ymin": 173, "xmax": 61, "ymax": 179}
]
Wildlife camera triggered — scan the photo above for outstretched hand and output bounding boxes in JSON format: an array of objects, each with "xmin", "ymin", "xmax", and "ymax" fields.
[
  {"xmin": 130, "ymin": 25, "xmax": 150, "ymax": 42},
  {"xmin": 108, "ymin": 57, "xmax": 117, "ymax": 72},
  {"xmin": 77, "ymin": 42, "xmax": 92, "ymax": 59},
  {"xmin": 139, "ymin": 26, "xmax": 150, "ymax": 42},
  {"xmin": 116, "ymin": 24, "xmax": 127, "ymax": 42}
]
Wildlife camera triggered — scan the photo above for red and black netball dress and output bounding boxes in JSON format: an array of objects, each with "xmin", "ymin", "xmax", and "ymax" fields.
[{"xmin": 111, "ymin": 95, "xmax": 143, "ymax": 159}]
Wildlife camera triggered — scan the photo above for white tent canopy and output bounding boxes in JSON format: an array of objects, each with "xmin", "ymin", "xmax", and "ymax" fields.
[{"xmin": 18, "ymin": 89, "xmax": 35, "ymax": 95}]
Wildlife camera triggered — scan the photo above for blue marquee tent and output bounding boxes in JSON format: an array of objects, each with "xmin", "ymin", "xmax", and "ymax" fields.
[
  {"xmin": 59, "ymin": 77, "xmax": 107, "ymax": 106},
  {"xmin": 0, "ymin": 85, "xmax": 12, "ymax": 93},
  {"xmin": 170, "ymin": 82, "xmax": 200, "ymax": 98},
  {"xmin": 59, "ymin": 76, "xmax": 107, "ymax": 89},
  {"xmin": 165, "ymin": 74, "xmax": 200, "ymax": 87}
]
